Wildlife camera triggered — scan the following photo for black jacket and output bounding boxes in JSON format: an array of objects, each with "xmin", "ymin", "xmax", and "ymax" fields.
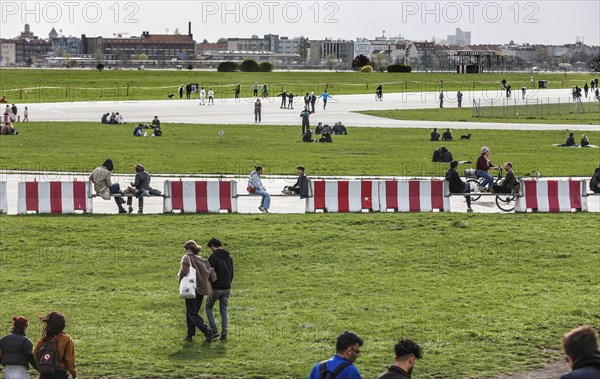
[
  {"xmin": 376, "ymin": 365, "xmax": 411, "ymax": 379},
  {"xmin": 445, "ymin": 169, "xmax": 467, "ymax": 193},
  {"xmin": 591, "ymin": 168, "xmax": 600, "ymax": 193},
  {"xmin": 208, "ymin": 249, "xmax": 234, "ymax": 290},
  {"xmin": 431, "ymin": 131, "xmax": 440, "ymax": 141},
  {"xmin": 560, "ymin": 351, "xmax": 600, "ymax": 379},
  {"xmin": 293, "ymin": 173, "xmax": 309, "ymax": 199},
  {"xmin": 0, "ymin": 332, "xmax": 36, "ymax": 368}
]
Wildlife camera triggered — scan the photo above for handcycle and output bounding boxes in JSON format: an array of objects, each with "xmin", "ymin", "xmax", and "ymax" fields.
[{"xmin": 464, "ymin": 167, "xmax": 541, "ymax": 212}]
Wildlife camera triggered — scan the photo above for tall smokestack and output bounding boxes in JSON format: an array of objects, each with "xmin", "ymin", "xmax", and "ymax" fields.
[{"xmin": 188, "ymin": 22, "xmax": 192, "ymax": 37}]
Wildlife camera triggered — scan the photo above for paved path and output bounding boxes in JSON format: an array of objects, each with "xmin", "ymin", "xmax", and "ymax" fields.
[
  {"xmin": 1, "ymin": 172, "xmax": 597, "ymax": 215},
  {"xmin": 22, "ymin": 89, "xmax": 600, "ymax": 131}
]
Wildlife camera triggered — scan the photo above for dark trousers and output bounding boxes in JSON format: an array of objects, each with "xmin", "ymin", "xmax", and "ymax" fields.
[
  {"xmin": 462, "ymin": 183, "xmax": 472, "ymax": 208},
  {"xmin": 40, "ymin": 370, "xmax": 69, "ymax": 379},
  {"xmin": 311, "ymin": 102, "xmax": 316, "ymax": 113},
  {"xmin": 302, "ymin": 120, "xmax": 309, "ymax": 134},
  {"xmin": 110, "ymin": 183, "xmax": 125, "ymax": 209},
  {"xmin": 185, "ymin": 296, "xmax": 208, "ymax": 337},
  {"xmin": 127, "ymin": 196, "xmax": 144, "ymax": 210}
]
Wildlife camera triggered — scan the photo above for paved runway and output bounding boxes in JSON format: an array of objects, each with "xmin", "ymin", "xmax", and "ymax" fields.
[{"xmin": 22, "ymin": 89, "xmax": 600, "ymax": 131}]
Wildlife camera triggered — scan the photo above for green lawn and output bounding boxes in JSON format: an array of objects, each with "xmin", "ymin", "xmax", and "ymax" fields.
[
  {"xmin": 1, "ymin": 122, "xmax": 598, "ymax": 177},
  {"xmin": 0, "ymin": 69, "xmax": 593, "ymax": 103},
  {"xmin": 357, "ymin": 103, "xmax": 600, "ymax": 126},
  {"xmin": 0, "ymin": 214, "xmax": 598, "ymax": 379}
]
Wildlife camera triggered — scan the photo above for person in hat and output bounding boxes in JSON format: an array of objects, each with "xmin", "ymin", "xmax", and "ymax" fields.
[
  {"xmin": 205, "ymin": 237, "xmax": 234, "ymax": 341},
  {"xmin": 475, "ymin": 147, "xmax": 498, "ymax": 191},
  {"xmin": 89, "ymin": 159, "xmax": 127, "ymax": 213}
]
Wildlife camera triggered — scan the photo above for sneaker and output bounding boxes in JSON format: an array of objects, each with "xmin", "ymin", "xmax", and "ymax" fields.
[
  {"xmin": 119, "ymin": 208, "xmax": 127, "ymax": 214},
  {"xmin": 182, "ymin": 335, "xmax": 193, "ymax": 342},
  {"xmin": 210, "ymin": 329, "xmax": 220, "ymax": 340},
  {"xmin": 220, "ymin": 334, "xmax": 227, "ymax": 341},
  {"xmin": 258, "ymin": 206, "xmax": 265, "ymax": 213},
  {"xmin": 263, "ymin": 208, "xmax": 269, "ymax": 213},
  {"xmin": 203, "ymin": 329, "xmax": 213, "ymax": 343},
  {"xmin": 138, "ymin": 209, "xmax": 143, "ymax": 214},
  {"xmin": 467, "ymin": 207, "xmax": 473, "ymax": 213},
  {"xmin": 128, "ymin": 207, "xmax": 133, "ymax": 214}
]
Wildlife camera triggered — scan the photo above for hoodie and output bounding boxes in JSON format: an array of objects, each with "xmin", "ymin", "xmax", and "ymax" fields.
[
  {"xmin": 560, "ymin": 351, "xmax": 600, "ymax": 379},
  {"xmin": 590, "ymin": 167, "xmax": 600, "ymax": 193},
  {"xmin": 208, "ymin": 249, "xmax": 234, "ymax": 290}
]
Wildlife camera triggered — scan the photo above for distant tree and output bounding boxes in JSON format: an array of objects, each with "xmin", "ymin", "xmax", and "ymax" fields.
[
  {"xmin": 387, "ymin": 64, "xmax": 412, "ymax": 73},
  {"xmin": 259, "ymin": 61, "xmax": 274, "ymax": 72},
  {"xmin": 217, "ymin": 61, "xmax": 239, "ymax": 72},
  {"xmin": 371, "ymin": 52, "xmax": 388, "ymax": 71},
  {"xmin": 96, "ymin": 63, "xmax": 105, "ymax": 71},
  {"xmin": 202, "ymin": 39, "xmax": 209, "ymax": 44},
  {"xmin": 187, "ymin": 64, "xmax": 194, "ymax": 70},
  {"xmin": 360, "ymin": 65, "xmax": 373, "ymax": 72},
  {"xmin": 241, "ymin": 59, "xmax": 260, "ymax": 72},
  {"xmin": 137, "ymin": 53, "xmax": 148, "ymax": 61},
  {"xmin": 352, "ymin": 54, "xmax": 373, "ymax": 68},
  {"xmin": 589, "ymin": 54, "xmax": 600, "ymax": 72},
  {"xmin": 216, "ymin": 37, "xmax": 228, "ymax": 44}
]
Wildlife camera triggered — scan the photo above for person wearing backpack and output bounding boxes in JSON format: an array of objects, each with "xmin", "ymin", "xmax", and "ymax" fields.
[
  {"xmin": 307, "ymin": 331, "xmax": 363, "ymax": 379},
  {"xmin": 0, "ymin": 316, "xmax": 37, "ymax": 378},
  {"xmin": 33, "ymin": 311, "xmax": 77, "ymax": 379}
]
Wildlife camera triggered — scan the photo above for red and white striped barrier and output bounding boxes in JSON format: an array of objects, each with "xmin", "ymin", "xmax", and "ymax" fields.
[
  {"xmin": 17, "ymin": 181, "xmax": 93, "ymax": 214},
  {"xmin": 306, "ymin": 180, "xmax": 379, "ymax": 212},
  {"xmin": 379, "ymin": 180, "xmax": 449, "ymax": 212},
  {"xmin": 163, "ymin": 180, "xmax": 237, "ymax": 213},
  {"xmin": 515, "ymin": 179, "xmax": 588, "ymax": 212},
  {"xmin": 0, "ymin": 182, "xmax": 7, "ymax": 214}
]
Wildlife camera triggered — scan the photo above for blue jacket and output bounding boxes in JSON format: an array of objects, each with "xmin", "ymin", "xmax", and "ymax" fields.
[
  {"xmin": 308, "ymin": 355, "xmax": 361, "ymax": 379},
  {"xmin": 319, "ymin": 92, "xmax": 332, "ymax": 100}
]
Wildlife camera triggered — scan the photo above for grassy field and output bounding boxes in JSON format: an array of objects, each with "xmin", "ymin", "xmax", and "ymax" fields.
[
  {"xmin": 0, "ymin": 122, "xmax": 598, "ymax": 177},
  {"xmin": 0, "ymin": 213, "xmax": 598, "ymax": 379},
  {"xmin": 358, "ymin": 102, "xmax": 600, "ymax": 126},
  {"xmin": 0, "ymin": 69, "xmax": 594, "ymax": 103}
]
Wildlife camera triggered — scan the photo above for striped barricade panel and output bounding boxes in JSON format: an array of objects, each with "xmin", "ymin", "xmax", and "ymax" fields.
[
  {"xmin": 306, "ymin": 180, "xmax": 379, "ymax": 213},
  {"xmin": 17, "ymin": 181, "xmax": 92, "ymax": 214},
  {"xmin": 0, "ymin": 182, "xmax": 7, "ymax": 214},
  {"xmin": 378, "ymin": 180, "xmax": 449, "ymax": 212},
  {"xmin": 515, "ymin": 179, "xmax": 587, "ymax": 213},
  {"xmin": 163, "ymin": 180, "xmax": 237, "ymax": 213}
]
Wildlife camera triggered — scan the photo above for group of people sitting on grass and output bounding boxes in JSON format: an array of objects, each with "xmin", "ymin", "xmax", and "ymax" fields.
[
  {"xmin": 132, "ymin": 116, "xmax": 162, "ymax": 137},
  {"xmin": 0, "ymin": 121, "xmax": 18, "ymax": 135},
  {"xmin": 430, "ymin": 127, "xmax": 454, "ymax": 141},
  {"xmin": 302, "ymin": 121, "xmax": 347, "ymax": 143},
  {"xmin": 100, "ymin": 112, "xmax": 125, "ymax": 124},
  {"xmin": 559, "ymin": 132, "xmax": 592, "ymax": 147}
]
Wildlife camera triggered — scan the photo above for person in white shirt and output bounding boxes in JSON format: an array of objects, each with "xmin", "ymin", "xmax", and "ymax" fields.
[
  {"xmin": 199, "ymin": 87, "xmax": 206, "ymax": 106},
  {"xmin": 116, "ymin": 112, "xmax": 124, "ymax": 124},
  {"xmin": 207, "ymin": 88, "xmax": 214, "ymax": 105}
]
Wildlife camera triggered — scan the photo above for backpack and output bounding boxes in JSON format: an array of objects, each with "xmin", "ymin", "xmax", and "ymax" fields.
[
  {"xmin": 319, "ymin": 360, "xmax": 352, "ymax": 379},
  {"xmin": 36, "ymin": 339, "xmax": 60, "ymax": 374}
]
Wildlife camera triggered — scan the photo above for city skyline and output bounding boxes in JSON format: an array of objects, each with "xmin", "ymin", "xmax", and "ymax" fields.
[{"xmin": 1, "ymin": 0, "xmax": 599, "ymax": 46}]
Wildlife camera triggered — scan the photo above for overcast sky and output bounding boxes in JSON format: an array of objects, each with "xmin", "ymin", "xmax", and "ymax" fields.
[{"xmin": 1, "ymin": 0, "xmax": 598, "ymax": 46}]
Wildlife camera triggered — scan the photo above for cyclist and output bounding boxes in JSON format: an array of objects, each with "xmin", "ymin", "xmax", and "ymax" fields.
[
  {"xmin": 476, "ymin": 147, "xmax": 498, "ymax": 191},
  {"xmin": 375, "ymin": 84, "xmax": 383, "ymax": 101},
  {"xmin": 492, "ymin": 162, "xmax": 517, "ymax": 193}
]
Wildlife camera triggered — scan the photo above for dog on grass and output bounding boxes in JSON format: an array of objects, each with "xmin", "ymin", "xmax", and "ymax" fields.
[
  {"xmin": 460, "ymin": 133, "xmax": 472, "ymax": 140},
  {"xmin": 167, "ymin": 93, "xmax": 174, "ymax": 99}
]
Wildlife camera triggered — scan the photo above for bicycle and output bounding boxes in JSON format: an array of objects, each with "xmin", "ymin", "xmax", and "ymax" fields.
[{"xmin": 464, "ymin": 167, "xmax": 541, "ymax": 212}]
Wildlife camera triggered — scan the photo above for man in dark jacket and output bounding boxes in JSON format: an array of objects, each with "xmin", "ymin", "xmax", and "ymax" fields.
[
  {"xmin": 590, "ymin": 165, "xmax": 600, "ymax": 193},
  {"xmin": 287, "ymin": 165, "xmax": 309, "ymax": 198},
  {"xmin": 445, "ymin": 160, "xmax": 473, "ymax": 212},
  {"xmin": 430, "ymin": 128, "xmax": 440, "ymax": 141},
  {"xmin": 127, "ymin": 164, "xmax": 151, "ymax": 213},
  {"xmin": 377, "ymin": 339, "xmax": 423, "ymax": 379},
  {"xmin": 206, "ymin": 238, "xmax": 234, "ymax": 341},
  {"xmin": 493, "ymin": 162, "xmax": 517, "ymax": 193},
  {"xmin": 560, "ymin": 326, "xmax": 600, "ymax": 379},
  {"xmin": 300, "ymin": 107, "xmax": 310, "ymax": 134}
]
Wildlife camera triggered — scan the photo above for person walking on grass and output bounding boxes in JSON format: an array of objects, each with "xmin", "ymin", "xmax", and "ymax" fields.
[
  {"xmin": 253, "ymin": 83, "xmax": 258, "ymax": 97},
  {"xmin": 34, "ymin": 311, "xmax": 78, "ymax": 379},
  {"xmin": 254, "ymin": 99, "xmax": 262, "ymax": 123},
  {"xmin": 376, "ymin": 339, "xmax": 423, "ymax": 379},
  {"xmin": 0, "ymin": 316, "xmax": 37, "ymax": 379},
  {"xmin": 205, "ymin": 237, "xmax": 234, "ymax": 342},
  {"xmin": 179, "ymin": 241, "xmax": 216, "ymax": 343},
  {"xmin": 308, "ymin": 331, "xmax": 363, "ymax": 379}
]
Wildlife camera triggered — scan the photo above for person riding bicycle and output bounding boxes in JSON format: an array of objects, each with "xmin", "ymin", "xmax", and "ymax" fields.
[
  {"xmin": 476, "ymin": 146, "xmax": 499, "ymax": 191},
  {"xmin": 376, "ymin": 84, "xmax": 383, "ymax": 100},
  {"xmin": 492, "ymin": 162, "xmax": 517, "ymax": 193}
]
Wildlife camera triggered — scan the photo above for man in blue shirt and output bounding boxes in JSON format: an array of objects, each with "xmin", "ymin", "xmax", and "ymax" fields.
[{"xmin": 308, "ymin": 331, "xmax": 363, "ymax": 379}]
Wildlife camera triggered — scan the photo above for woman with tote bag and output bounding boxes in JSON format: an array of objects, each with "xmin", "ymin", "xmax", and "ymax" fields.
[{"xmin": 178, "ymin": 240, "xmax": 217, "ymax": 342}]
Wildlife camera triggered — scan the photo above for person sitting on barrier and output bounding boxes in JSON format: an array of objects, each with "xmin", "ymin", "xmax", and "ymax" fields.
[
  {"xmin": 302, "ymin": 129, "xmax": 314, "ymax": 143},
  {"xmin": 492, "ymin": 162, "xmax": 517, "ymax": 193},
  {"xmin": 126, "ymin": 164, "xmax": 151, "ymax": 214},
  {"xmin": 581, "ymin": 134, "xmax": 590, "ymax": 147},
  {"xmin": 319, "ymin": 129, "xmax": 333, "ymax": 143},
  {"xmin": 282, "ymin": 165, "xmax": 309, "ymax": 198},
  {"xmin": 565, "ymin": 132, "xmax": 576, "ymax": 147},
  {"xmin": 445, "ymin": 160, "xmax": 473, "ymax": 213},
  {"xmin": 430, "ymin": 128, "xmax": 440, "ymax": 141},
  {"xmin": 89, "ymin": 159, "xmax": 127, "ymax": 214},
  {"xmin": 590, "ymin": 164, "xmax": 600, "ymax": 194},
  {"xmin": 248, "ymin": 166, "xmax": 270, "ymax": 213},
  {"xmin": 476, "ymin": 147, "xmax": 498, "ymax": 191},
  {"xmin": 442, "ymin": 128, "xmax": 453, "ymax": 141},
  {"xmin": 0, "ymin": 121, "xmax": 17, "ymax": 135}
]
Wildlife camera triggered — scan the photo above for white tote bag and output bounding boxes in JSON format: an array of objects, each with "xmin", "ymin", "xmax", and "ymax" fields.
[{"xmin": 179, "ymin": 259, "xmax": 197, "ymax": 299}]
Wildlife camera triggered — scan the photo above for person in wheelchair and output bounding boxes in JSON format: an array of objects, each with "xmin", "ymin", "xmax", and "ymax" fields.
[
  {"xmin": 476, "ymin": 146, "xmax": 499, "ymax": 191},
  {"xmin": 492, "ymin": 162, "xmax": 517, "ymax": 193}
]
